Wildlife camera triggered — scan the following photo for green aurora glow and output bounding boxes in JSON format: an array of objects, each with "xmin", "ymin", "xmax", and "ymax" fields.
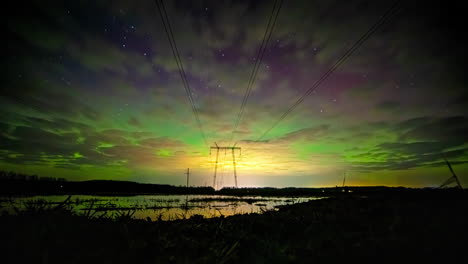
[{"xmin": 1, "ymin": 0, "xmax": 467, "ymax": 187}]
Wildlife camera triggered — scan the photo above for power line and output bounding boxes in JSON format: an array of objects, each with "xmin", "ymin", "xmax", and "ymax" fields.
[
  {"xmin": 255, "ymin": 1, "xmax": 402, "ymax": 142},
  {"xmin": 154, "ymin": 0, "xmax": 208, "ymax": 147},
  {"xmin": 239, "ymin": 1, "xmax": 401, "ymax": 159},
  {"xmin": 229, "ymin": 0, "xmax": 284, "ymax": 146}
]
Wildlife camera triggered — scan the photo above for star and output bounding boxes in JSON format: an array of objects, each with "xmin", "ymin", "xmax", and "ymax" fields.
[{"xmin": 3, "ymin": 0, "xmax": 465, "ymax": 189}]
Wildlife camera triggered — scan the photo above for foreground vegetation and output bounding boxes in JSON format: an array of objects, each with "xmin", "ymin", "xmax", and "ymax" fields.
[{"xmin": 1, "ymin": 189, "xmax": 468, "ymax": 263}]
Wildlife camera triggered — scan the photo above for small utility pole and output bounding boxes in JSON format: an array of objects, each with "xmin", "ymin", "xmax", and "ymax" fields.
[
  {"xmin": 185, "ymin": 168, "xmax": 190, "ymax": 188},
  {"xmin": 232, "ymin": 147, "xmax": 238, "ymax": 187},
  {"xmin": 342, "ymin": 171, "xmax": 346, "ymax": 187},
  {"xmin": 212, "ymin": 142, "xmax": 219, "ymax": 188}
]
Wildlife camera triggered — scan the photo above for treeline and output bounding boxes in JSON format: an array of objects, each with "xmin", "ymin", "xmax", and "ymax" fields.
[
  {"xmin": 0, "ymin": 171, "xmax": 66, "ymax": 182},
  {"xmin": 0, "ymin": 170, "xmax": 215, "ymax": 196},
  {"xmin": 1, "ymin": 171, "xmax": 463, "ymax": 196},
  {"xmin": 0, "ymin": 179, "xmax": 216, "ymax": 196}
]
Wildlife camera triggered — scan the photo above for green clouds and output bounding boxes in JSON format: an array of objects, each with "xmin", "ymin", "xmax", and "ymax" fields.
[
  {"xmin": 0, "ymin": 115, "xmax": 198, "ymax": 176},
  {"xmin": 2, "ymin": 0, "xmax": 467, "ymax": 187},
  {"xmin": 157, "ymin": 149, "xmax": 173, "ymax": 157}
]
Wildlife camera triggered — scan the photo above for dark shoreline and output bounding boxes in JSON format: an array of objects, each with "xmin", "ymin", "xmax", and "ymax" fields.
[{"xmin": 0, "ymin": 178, "xmax": 460, "ymax": 197}]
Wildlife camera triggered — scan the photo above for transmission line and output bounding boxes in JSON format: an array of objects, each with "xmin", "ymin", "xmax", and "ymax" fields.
[
  {"xmin": 154, "ymin": 0, "xmax": 208, "ymax": 147},
  {"xmin": 255, "ymin": 0, "xmax": 402, "ymax": 142},
  {"xmin": 238, "ymin": 1, "xmax": 401, "ymax": 160},
  {"xmin": 229, "ymin": 0, "xmax": 284, "ymax": 146}
]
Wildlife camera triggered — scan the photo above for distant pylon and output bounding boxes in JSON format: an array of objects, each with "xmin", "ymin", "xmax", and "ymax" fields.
[
  {"xmin": 210, "ymin": 142, "xmax": 241, "ymax": 189},
  {"xmin": 440, "ymin": 156, "xmax": 462, "ymax": 189}
]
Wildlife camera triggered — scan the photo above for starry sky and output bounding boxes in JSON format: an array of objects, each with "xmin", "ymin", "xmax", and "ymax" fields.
[{"xmin": 2, "ymin": 0, "xmax": 467, "ymax": 188}]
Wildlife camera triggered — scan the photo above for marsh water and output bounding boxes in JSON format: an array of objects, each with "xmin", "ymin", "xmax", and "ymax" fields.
[{"xmin": 0, "ymin": 195, "xmax": 323, "ymax": 220}]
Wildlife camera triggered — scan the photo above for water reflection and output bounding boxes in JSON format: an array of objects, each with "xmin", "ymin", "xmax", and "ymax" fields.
[{"xmin": 0, "ymin": 195, "xmax": 324, "ymax": 221}]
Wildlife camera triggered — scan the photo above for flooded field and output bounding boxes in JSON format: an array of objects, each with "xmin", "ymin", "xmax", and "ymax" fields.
[{"xmin": 0, "ymin": 195, "xmax": 323, "ymax": 220}]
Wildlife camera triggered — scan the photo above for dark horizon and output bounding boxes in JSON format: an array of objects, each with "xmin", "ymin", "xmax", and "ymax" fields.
[{"xmin": 1, "ymin": 170, "xmax": 464, "ymax": 198}]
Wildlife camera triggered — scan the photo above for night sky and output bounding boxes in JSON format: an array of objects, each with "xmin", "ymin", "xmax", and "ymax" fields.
[{"xmin": 2, "ymin": 0, "xmax": 467, "ymax": 187}]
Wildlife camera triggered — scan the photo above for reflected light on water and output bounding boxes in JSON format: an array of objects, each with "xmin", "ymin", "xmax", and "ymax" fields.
[{"xmin": 0, "ymin": 195, "xmax": 325, "ymax": 221}]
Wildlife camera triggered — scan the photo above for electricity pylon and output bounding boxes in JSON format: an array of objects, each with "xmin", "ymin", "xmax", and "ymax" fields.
[
  {"xmin": 440, "ymin": 156, "xmax": 462, "ymax": 189},
  {"xmin": 210, "ymin": 142, "xmax": 241, "ymax": 189}
]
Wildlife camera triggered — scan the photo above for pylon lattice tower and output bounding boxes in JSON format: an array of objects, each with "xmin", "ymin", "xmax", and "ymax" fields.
[
  {"xmin": 440, "ymin": 156, "xmax": 462, "ymax": 189},
  {"xmin": 210, "ymin": 142, "xmax": 241, "ymax": 189}
]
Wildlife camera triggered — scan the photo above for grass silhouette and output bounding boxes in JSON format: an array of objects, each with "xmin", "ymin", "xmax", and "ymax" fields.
[{"xmin": 1, "ymin": 188, "xmax": 468, "ymax": 263}]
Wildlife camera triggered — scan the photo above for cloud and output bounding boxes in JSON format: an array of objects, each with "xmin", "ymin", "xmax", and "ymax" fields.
[
  {"xmin": 0, "ymin": 113, "xmax": 200, "ymax": 172},
  {"xmin": 1, "ymin": 78, "xmax": 100, "ymax": 120},
  {"xmin": 375, "ymin": 100, "xmax": 400, "ymax": 112},
  {"xmin": 128, "ymin": 117, "xmax": 142, "ymax": 127},
  {"xmin": 138, "ymin": 137, "xmax": 185, "ymax": 149},
  {"xmin": 2, "ymin": 0, "xmax": 467, "ymax": 186},
  {"xmin": 347, "ymin": 116, "xmax": 468, "ymax": 171},
  {"xmin": 278, "ymin": 125, "xmax": 330, "ymax": 142},
  {"xmin": 399, "ymin": 116, "xmax": 468, "ymax": 143}
]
